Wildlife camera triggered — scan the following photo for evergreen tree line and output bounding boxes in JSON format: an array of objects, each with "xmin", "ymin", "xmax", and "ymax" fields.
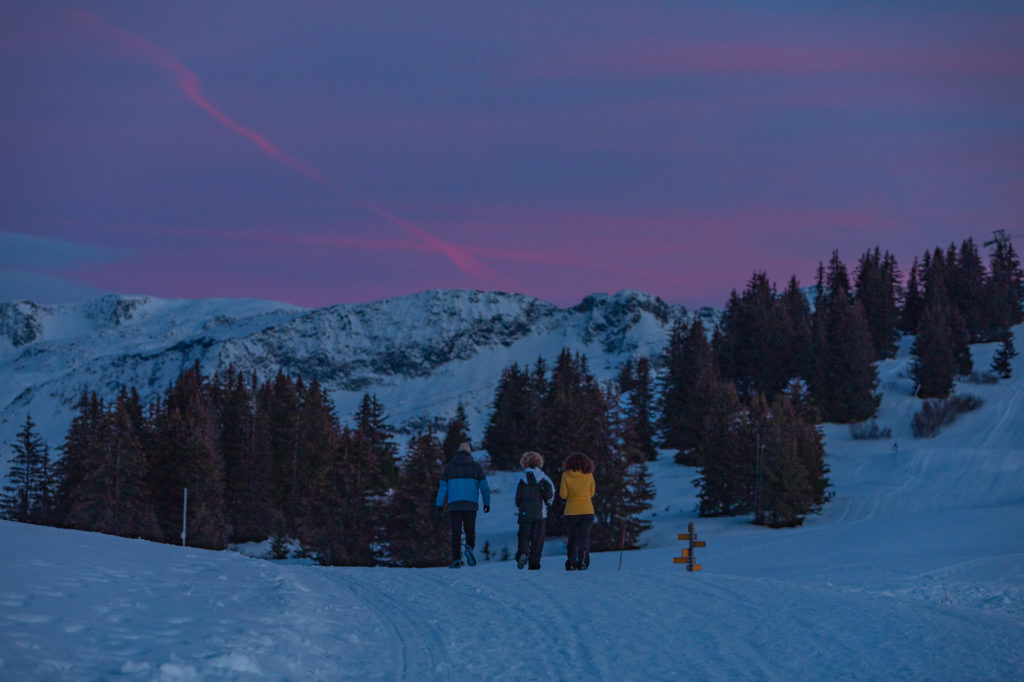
[
  {"xmin": 663, "ymin": 239, "xmax": 1021, "ymax": 525},
  {"xmin": 482, "ymin": 349, "xmax": 655, "ymax": 551},
  {"xmin": 1, "ymin": 365, "xmax": 478, "ymax": 567},
  {"xmin": 905, "ymin": 240, "xmax": 1022, "ymax": 396}
]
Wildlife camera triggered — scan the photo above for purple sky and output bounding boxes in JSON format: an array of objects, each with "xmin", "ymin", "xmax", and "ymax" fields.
[{"xmin": 2, "ymin": 1, "xmax": 1023, "ymax": 309}]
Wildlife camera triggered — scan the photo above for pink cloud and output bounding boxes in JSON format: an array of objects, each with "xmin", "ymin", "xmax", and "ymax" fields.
[
  {"xmin": 67, "ymin": 9, "xmax": 503, "ymax": 288},
  {"xmin": 530, "ymin": 37, "xmax": 1024, "ymax": 81}
]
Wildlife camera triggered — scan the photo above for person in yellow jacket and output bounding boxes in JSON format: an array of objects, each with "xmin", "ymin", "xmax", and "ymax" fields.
[{"xmin": 559, "ymin": 452, "xmax": 595, "ymax": 571}]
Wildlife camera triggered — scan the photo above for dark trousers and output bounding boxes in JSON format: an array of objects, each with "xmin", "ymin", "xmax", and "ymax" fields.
[
  {"xmin": 449, "ymin": 509, "xmax": 477, "ymax": 561},
  {"xmin": 565, "ymin": 514, "xmax": 594, "ymax": 568},
  {"xmin": 517, "ymin": 519, "xmax": 546, "ymax": 569}
]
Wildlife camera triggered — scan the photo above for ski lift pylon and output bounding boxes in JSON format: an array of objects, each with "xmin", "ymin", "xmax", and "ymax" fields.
[{"xmin": 984, "ymin": 229, "xmax": 1012, "ymax": 248}]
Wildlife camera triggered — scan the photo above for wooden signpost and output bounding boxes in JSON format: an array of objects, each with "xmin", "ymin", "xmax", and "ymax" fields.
[{"xmin": 674, "ymin": 522, "xmax": 705, "ymax": 572}]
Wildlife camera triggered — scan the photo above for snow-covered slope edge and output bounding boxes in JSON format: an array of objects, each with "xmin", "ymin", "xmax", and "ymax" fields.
[
  {"xmin": 0, "ymin": 327, "xmax": 1022, "ymax": 679},
  {"xmin": 0, "ymin": 289, "xmax": 687, "ymax": 467}
]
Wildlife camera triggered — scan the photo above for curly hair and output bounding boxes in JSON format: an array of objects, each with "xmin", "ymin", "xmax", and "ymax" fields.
[
  {"xmin": 562, "ymin": 452, "xmax": 594, "ymax": 473},
  {"xmin": 520, "ymin": 451, "xmax": 544, "ymax": 469}
]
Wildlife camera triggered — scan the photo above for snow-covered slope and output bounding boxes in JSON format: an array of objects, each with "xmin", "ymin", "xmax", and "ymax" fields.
[
  {"xmin": 1, "ymin": 325, "xmax": 1022, "ymax": 680},
  {"xmin": 0, "ymin": 290, "xmax": 686, "ymax": 467}
]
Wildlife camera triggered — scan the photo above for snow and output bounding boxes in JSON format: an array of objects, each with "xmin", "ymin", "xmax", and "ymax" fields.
[
  {"xmin": 1, "ymin": 325, "xmax": 1023, "ymax": 680},
  {"xmin": 0, "ymin": 289, "xmax": 682, "ymax": 460}
]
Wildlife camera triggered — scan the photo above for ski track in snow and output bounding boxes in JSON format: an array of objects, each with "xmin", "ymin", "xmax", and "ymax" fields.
[
  {"xmin": 2, "ymin": 520, "xmax": 1022, "ymax": 681},
  {"xmin": 342, "ymin": 569, "xmax": 456, "ymax": 679}
]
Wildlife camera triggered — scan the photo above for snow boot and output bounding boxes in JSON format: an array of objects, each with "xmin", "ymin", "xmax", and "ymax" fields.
[
  {"xmin": 565, "ymin": 559, "xmax": 576, "ymax": 571},
  {"xmin": 581, "ymin": 552, "xmax": 590, "ymax": 571},
  {"xmin": 517, "ymin": 553, "xmax": 528, "ymax": 570},
  {"xmin": 464, "ymin": 545, "xmax": 477, "ymax": 567},
  {"xmin": 449, "ymin": 559, "xmax": 463, "ymax": 569}
]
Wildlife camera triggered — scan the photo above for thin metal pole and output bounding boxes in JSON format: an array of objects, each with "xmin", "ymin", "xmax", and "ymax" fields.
[
  {"xmin": 618, "ymin": 526, "xmax": 626, "ymax": 571},
  {"xmin": 181, "ymin": 487, "xmax": 188, "ymax": 547}
]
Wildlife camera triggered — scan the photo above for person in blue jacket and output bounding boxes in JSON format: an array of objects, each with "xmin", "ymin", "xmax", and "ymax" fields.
[{"xmin": 436, "ymin": 442, "xmax": 491, "ymax": 568}]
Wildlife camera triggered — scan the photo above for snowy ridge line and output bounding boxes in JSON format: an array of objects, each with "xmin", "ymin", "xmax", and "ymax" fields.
[
  {"xmin": 386, "ymin": 336, "xmax": 669, "ymax": 424},
  {"xmin": 1, "ymin": 289, "xmax": 685, "ymax": 466}
]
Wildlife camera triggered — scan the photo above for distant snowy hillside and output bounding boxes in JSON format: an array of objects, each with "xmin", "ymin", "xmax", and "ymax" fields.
[
  {"xmin": 0, "ymin": 290, "xmax": 688, "ymax": 470},
  {"xmin": 1, "ymin": 324, "xmax": 1021, "ymax": 680}
]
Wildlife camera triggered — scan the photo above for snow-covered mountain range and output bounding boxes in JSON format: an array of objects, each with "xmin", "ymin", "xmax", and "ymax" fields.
[{"xmin": 0, "ymin": 290, "xmax": 701, "ymax": 468}]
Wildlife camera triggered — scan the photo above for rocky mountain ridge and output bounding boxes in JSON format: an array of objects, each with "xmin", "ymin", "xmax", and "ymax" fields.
[{"xmin": 1, "ymin": 289, "xmax": 690, "ymax": 465}]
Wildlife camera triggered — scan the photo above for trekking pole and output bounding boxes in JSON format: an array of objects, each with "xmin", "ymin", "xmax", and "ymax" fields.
[{"xmin": 618, "ymin": 526, "xmax": 626, "ymax": 571}]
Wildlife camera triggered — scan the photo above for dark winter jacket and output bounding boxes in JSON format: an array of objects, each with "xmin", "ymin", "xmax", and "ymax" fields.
[
  {"xmin": 436, "ymin": 451, "xmax": 491, "ymax": 511},
  {"xmin": 515, "ymin": 467, "xmax": 555, "ymax": 521}
]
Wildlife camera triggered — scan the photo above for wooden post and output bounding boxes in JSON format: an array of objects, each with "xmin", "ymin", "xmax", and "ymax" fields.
[
  {"xmin": 674, "ymin": 521, "xmax": 705, "ymax": 571},
  {"xmin": 181, "ymin": 487, "xmax": 188, "ymax": 547}
]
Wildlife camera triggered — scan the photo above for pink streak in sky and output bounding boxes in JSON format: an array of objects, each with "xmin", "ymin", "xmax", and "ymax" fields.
[
  {"xmin": 67, "ymin": 9, "xmax": 501, "ymax": 286},
  {"xmin": 533, "ymin": 37, "xmax": 1024, "ymax": 81}
]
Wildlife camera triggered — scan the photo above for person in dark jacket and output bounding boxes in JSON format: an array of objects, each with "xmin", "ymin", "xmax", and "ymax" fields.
[
  {"xmin": 514, "ymin": 451, "xmax": 555, "ymax": 570},
  {"xmin": 436, "ymin": 442, "xmax": 491, "ymax": 568}
]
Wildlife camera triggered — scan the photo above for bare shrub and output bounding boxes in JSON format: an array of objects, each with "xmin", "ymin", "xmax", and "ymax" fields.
[
  {"xmin": 912, "ymin": 394, "xmax": 984, "ymax": 438},
  {"xmin": 963, "ymin": 371, "xmax": 998, "ymax": 385},
  {"xmin": 849, "ymin": 420, "xmax": 892, "ymax": 440}
]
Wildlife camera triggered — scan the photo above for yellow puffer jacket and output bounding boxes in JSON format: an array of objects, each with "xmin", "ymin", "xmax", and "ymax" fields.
[{"xmin": 559, "ymin": 470, "xmax": 595, "ymax": 516}]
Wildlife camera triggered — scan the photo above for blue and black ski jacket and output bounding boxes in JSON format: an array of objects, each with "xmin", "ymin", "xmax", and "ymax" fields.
[{"xmin": 436, "ymin": 451, "xmax": 491, "ymax": 511}]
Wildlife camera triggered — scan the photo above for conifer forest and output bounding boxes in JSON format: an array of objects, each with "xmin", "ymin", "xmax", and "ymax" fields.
[{"xmin": 3, "ymin": 239, "xmax": 1022, "ymax": 560}]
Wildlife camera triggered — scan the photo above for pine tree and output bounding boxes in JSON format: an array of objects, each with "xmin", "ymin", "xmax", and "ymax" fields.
[
  {"xmin": 304, "ymin": 427, "xmax": 378, "ymax": 566},
  {"xmin": 780, "ymin": 275, "xmax": 813, "ymax": 380},
  {"xmin": 529, "ymin": 349, "xmax": 647, "ymax": 549},
  {"xmin": 949, "ymin": 307, "xmax": 973, "ymax": 377},
  {"xmin": 263, "ymin": 371, "xmax": 301, "ymax": 529},
  {"xmin": 901, "ymin": 257, "xmax": 924, "ymax": 334},
  {"xmin": 589, "ymin": 376, "xmax": 647, "ymax": 552},
  {"xmin": 620, "ymin": 356, "xmax": 657, "ymax": 462},
  {"xmin": 695, "ymin": 381, "xmax": 753, "ymax": 516},
  {"xmin": 63, "ymin": 388, "xmax": 158, "ymax": 539},
  {"xmin": 63, "ymin": 393, "xmax": 116, "ymax": 533},
  {"xmin": 617, "ymin": 357, "xmax": 637, "ymax": 395},
  {"xmin": 810, "ymin": 286, "xmax": 881, "ymax": 423},
  {"xmin": 442, "ymin": 403, "xmax": 471, "ymax": 457},
  {"xmin": 620, "ymin": 461, "xmax": 655, "ymax": 548},
  {"xmin": 754, "ymin": 386, "xmax": 832, "ymax": 527},
  {"xmin": 985, "ymin": 239, "xmax": 1024, "ymax": 341},
  {"xmin": 911, "ymin": 303, "xmax": 956, "ymax": 399},
  {"xmin": 954, "ymin": 239, "xmax": 987, "ymax": 341},
  {"xmin": 219, "ymin": 371, "xmax": 274, "ymax": 543},
  {"xmin": 539, "ymin": 350, "xmax": 590, "ymax": 472},
  {"xmin": 292, "ymin": 379, "xmax": 341, "ymax": 551},
  {"xmin": 353, "ymin": 394, "xmax": 399, "ymax": 493},
  {"xmin": 922, "ymin": 247, "xmax": 949, "ymax": 307},
  {"xmin": 824, "ymin": 250, "xmax": 851, "ymax": 304},
  {"xmin": 854, "ymin": 247, "xmax": 901, "ymax": 360},
  {"xmin": 150, "ymin": 364, "xmax": 227, "ymax": 548},
  {"xmin": 660, "ymin": 317, "xmax": 719, "ymax": 464},
  {"xmin": 718, "ymin": 272, "xmax": 791, "ymax": 398},
  {"xmin": 55, "ymin": 392, "xmax": 103, "ymax": 528},
  {"xmin": 105, "ymin": 388, "xmax": 160, "ymax": 539},
  {"xmin": 991, "ymin": 331, "xmax": 1017, "ymax": 379},
  {"xmin": 659, "ymin": 320, "xmax": 690, "ymax": 453},
  {"xmin": 483, "ymin": 363, "xmax": 539, "ymax": 470},
  {"xmin": 0, "ymin": 414, "xmax": 53, "ymax": 524},
  {"xmin": 387, "ymin": 432, "xmax": 450, "ymax": 567}
]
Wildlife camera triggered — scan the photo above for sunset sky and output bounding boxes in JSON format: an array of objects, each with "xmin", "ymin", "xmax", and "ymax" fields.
[{"xmin": 2, "ymin": 1, "xmax": 1022, "ymax": 308}]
